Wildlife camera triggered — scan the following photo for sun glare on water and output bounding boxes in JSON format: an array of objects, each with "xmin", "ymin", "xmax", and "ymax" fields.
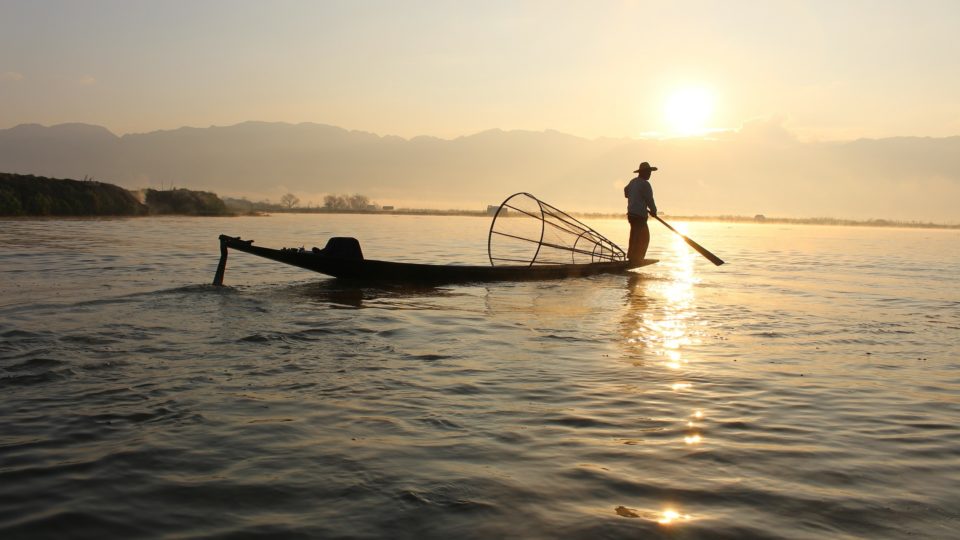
[{"xmin": 664, "ymin": 87, "xmax": 714, "ymax": 136}]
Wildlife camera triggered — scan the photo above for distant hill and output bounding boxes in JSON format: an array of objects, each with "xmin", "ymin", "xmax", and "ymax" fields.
[
  {"xmin": 0, "ymin": 173, "xmax": 230, "ymax": 217},
  {"xmin": 142, "ymin": 188, "xmax": 228, "ymax": 216},
  {"xmin": 0, "ymin": 172, "xmax": 147, "ymax": 216},
  {"xmin": 1, "ymin": 121, "xmax": 959, "ymax": 222}
]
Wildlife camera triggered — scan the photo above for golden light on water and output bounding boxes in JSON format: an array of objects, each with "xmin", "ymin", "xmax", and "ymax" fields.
[
  {"xmin": 658, "ymin": 508, "xmax": 694, "ymax": 525},
  {"xmin": 621, "ymin": 220, "xmax": 708, "ymax": 453},
  {"xmin": 685, "ymin": 408, "xmax": 705, "ymax": 445},
  {"xmin": 659, "ymin": 509, "xmax": 680, "ymax": 524},
  {"xmin": 656, "ymin": 228, "xmax": 700, "ymax": 373},
  {"xmin": 621, "ymin": 229, "xmax": 699, "ymax": 357},
  {"xmin": 616, "ymin": 505, "xmax": 695, "ymax": 526}
]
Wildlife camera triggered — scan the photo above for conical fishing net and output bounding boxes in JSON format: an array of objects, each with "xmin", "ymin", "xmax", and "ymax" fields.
[{"xmin": 487, "ymin": 192, "xmax": 625, "ymax": 266}]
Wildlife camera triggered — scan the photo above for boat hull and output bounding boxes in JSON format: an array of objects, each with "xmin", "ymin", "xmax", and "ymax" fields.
[{"xmin": 218, "ymin": 235, "xmax": 656, "ymax": 284}]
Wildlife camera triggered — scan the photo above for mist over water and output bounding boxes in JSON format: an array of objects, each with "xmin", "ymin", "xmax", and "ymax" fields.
[{"xmin": 1, "ymin": 215, "xmax": 958, "ymax": 539}]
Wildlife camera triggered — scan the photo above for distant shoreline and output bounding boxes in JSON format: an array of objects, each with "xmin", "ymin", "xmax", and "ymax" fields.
[
  {"xmin": 4, "ymin": 204, "xmax": 955, "ymax": 230},
  {"xmin": 3, "ymin": 172, "xmax": 955, "ymax": 229},
  {"xmin": 0, "ymin": 173, "xmax": 235, "ymax": 217},
  {"xmin": 264, "ymin": 208, "xmax": 960, "ymax": 230}
]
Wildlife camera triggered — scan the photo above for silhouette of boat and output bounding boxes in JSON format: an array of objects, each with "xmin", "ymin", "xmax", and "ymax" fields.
[{"xmin": 213, "ymin": 193, "xmax": 656, "ymax": 285}]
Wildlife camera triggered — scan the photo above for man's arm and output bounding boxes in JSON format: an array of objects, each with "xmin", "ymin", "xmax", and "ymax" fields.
[{"xmin": 644, "ymin": 182, "xmax": 657, "ymax": 216}]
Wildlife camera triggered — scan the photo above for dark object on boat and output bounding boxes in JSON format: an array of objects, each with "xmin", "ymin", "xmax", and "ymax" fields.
[
  {"xmin": 311, "ymin": 237, "xmax": 363, "ymax": 259},
  {"xmin": 213, "ymin": 192, "xmax": 656, "ymax": 285}
]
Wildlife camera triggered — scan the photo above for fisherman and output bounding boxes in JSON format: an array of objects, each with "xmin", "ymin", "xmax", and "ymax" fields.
[{"xmin": 623, "ymin": 161, "xmax": 658, "ymax": 264}]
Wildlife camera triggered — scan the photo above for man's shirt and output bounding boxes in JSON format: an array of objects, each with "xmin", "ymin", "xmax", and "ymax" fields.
[{"xmin": 624, "ymin": 176, "xmax": 657, "ymax": 217}]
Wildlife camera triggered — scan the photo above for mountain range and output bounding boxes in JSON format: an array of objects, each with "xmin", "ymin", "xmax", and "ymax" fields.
[{"xmin": 1, "ymin": 120, "xmax": 958, "ymax": 222}]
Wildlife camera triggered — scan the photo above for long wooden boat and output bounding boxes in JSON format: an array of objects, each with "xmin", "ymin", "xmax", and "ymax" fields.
[
  {"xmin": 213, "ymin": 193, "xmax": 657, "ymax": 285},
  {"xmin": 214, "ymin": 234, "xmax": 656, "ymax": 284}
]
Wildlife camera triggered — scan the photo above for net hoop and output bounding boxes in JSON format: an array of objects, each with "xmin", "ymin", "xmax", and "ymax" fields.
[{"xmin": 487, "ymin": 192, "xmax": 626, "ymax": 267}]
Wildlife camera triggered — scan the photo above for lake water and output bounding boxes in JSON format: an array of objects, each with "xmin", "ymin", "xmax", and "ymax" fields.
[{"xmin": 1, "ymin": 214, "xmax": 958, "ymax": 539}]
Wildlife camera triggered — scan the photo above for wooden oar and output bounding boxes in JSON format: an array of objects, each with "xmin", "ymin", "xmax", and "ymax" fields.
[{"xmin": 651, "ymin": 214, "xmax": 725, "ymax": 266}]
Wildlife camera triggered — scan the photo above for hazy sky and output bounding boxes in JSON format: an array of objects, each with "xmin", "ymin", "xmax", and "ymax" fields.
[{"xmin": 2, "ymin": 0, "xmax": 960, "ymax": 140}]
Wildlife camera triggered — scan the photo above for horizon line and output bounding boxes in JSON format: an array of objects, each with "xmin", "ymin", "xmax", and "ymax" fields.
[{"xmin": 4, "ymin": 120, "xmax": 959, "ymax": 145}]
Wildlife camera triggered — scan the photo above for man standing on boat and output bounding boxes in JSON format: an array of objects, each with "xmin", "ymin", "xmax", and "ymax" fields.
[{"xmin": 624, "ymin": 162, "xmax": 658, "ymax": 265}]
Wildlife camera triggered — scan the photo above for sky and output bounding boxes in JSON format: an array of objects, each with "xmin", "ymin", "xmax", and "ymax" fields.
[{"xmin": 2, "ymin": 0, "xmax": 960, "ymax": 141}]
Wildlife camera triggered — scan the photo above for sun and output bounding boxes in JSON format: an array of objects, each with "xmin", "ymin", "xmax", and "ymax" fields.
[{"xmin": 664, "ymin": 87, "xmax": 714, "ymax": 136}]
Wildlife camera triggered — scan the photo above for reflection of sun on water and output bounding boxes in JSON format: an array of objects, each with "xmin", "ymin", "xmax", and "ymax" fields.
[
  {"xmin": 621, "ymin": 222, "xmax": 708, "ymax": 440},
  {"xmin": 620, "ymin": 221, "xmax": 700, "ymax": 369},
  {"xmin": 659, "ymin": 508, "xmax": 694, "ymax": 525},
  {"xmin": 686, "ymin": 409, "xmax": 705, "ymax": 442},
  {"xmin": 615, "ymin": 505, "xmax": 694, "ymax": 525},
  {"xmin": 659, "ymin": 509, "xmax": 680, "ymax": 524},
  {"xmin": 658, "ymin": 228, "xmax": 699, "ymax": 368},
  {"xmin": 618, "ymin": 222, "xmax": 707, "ymax": 530}
]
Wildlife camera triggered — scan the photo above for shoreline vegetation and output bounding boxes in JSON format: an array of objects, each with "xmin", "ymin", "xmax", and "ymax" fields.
[
  {"xmin": 1, "ymin": 173, "xmax": 956, "ymax": 229},
  {"xmin": 0, "ymin": 173, "xmax": 231, "ymax": 217},
  {"xmin": 1, "ymin": 172, "xmax": 148, "ymax": 217}
]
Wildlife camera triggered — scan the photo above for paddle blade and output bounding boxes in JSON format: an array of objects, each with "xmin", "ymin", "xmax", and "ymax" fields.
[
  {"xmin": 681, "ymin": 235, "xmax": 725, "ymax": 266},
  {"xmin": 652, "ymin": 215, "xmax": 725, "ymax": 266}
]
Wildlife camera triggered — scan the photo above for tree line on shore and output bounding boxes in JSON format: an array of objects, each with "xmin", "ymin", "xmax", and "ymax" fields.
[
  {"xmin": 0, "ymin": 173, "xmax": 147, "ymax": 216},
  {"xmin": 223, "ymin": 193, "xmax": 379, "ymax": 213},
  {"xmin": 0, "ymin": 172, "xmax": 384, "ymax": 218},
  {"xmin": 0, "ymin": 173, "xmax": 230, "ymax": 216},
  {"xmin": 143, "ymin": 188, "xmax": 228, "ymax": 216}
]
